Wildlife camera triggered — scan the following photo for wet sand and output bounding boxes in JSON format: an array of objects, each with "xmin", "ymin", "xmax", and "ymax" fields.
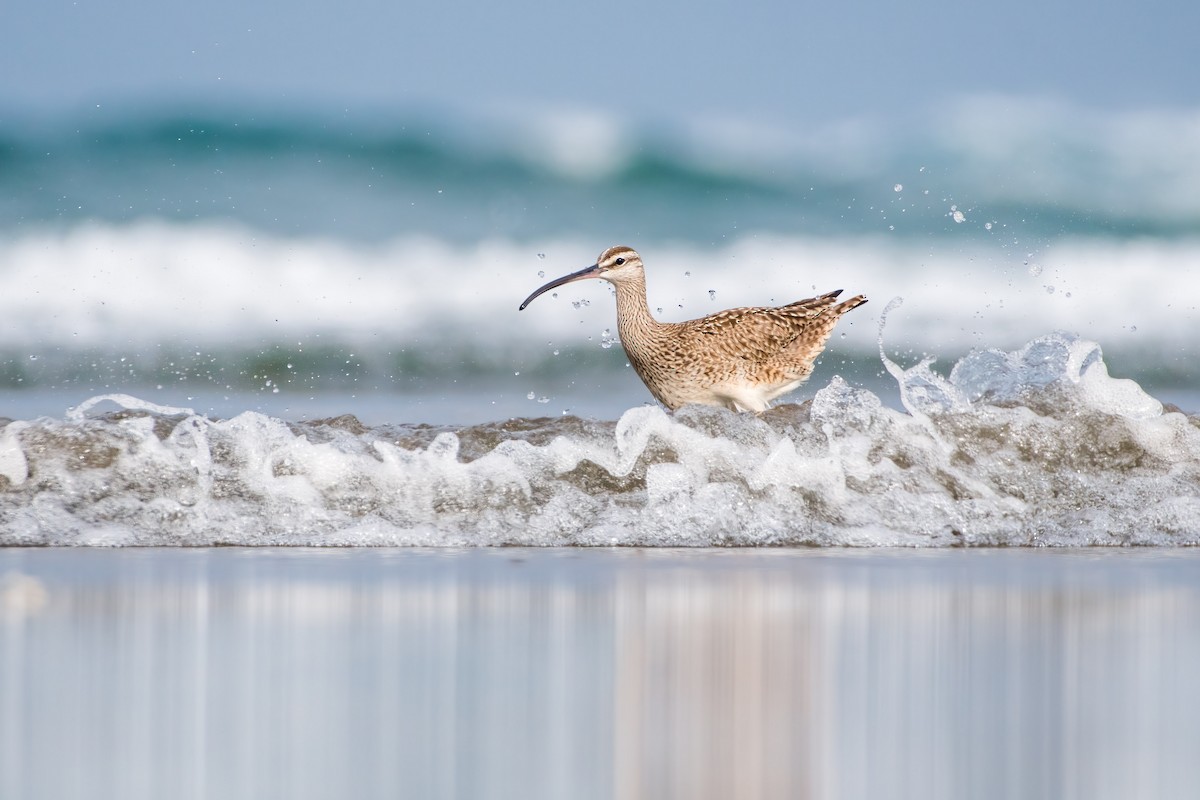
[{"xmin": 3, "ymin": 547, "xmax": 1199, "ymax": 799}]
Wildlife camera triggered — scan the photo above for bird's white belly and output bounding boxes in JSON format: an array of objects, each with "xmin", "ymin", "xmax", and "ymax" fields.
[{"xmin": 671, "ymin": 376, "xmax": 806, "ymax": 413}]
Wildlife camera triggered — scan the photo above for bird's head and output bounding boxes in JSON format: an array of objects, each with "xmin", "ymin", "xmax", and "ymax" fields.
[{"xmin": 519, "ymin": 246, "xmax": 643, "ymax": 310}]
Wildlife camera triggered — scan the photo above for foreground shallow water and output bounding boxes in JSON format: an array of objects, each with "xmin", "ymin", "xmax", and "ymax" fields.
[{"xmin": 2, "ymin": 546, "xmax": 1198, "ymax": 800}]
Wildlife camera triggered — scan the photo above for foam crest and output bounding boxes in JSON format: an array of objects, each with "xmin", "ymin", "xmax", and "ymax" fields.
[
  {"xmin": 2, "ymin": 334, "xmax": 1198, "ymax": 547},
  {"xmin": 0, "ymin": 422, "xmax": 29, "ymax": 486},
  {"xmin": 950, "ymin": 334, "xmax": 1163, "ymax": 419},
  {"xmin": 3, "ymin": 225, "xmax": 1199, "ymax": 364}
]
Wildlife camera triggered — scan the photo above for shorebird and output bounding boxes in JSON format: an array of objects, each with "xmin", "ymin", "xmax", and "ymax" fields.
[{"xmin": 519, "ymin": 246, "xmax": 867, "ymax": 412}]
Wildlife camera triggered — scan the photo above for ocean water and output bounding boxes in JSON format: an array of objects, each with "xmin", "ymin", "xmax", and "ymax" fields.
[
  {"xmin": 2, "ymin": 101, "xmax": 1200, "ymax": 545},
  {"xmin": 4, "ymin": 103, "xmax": 1200, "ymax": 799}
]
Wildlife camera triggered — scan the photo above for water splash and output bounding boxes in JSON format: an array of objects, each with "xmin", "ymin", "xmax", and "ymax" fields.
[{"xmin": 2, "ymin": 334, "xmax": 1196, "ymax": 547}]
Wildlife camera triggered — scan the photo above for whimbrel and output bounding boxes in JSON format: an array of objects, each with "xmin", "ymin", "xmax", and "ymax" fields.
[{"xmin": 519, "ymin": 246, "xmax": 867, "ymax": 412}]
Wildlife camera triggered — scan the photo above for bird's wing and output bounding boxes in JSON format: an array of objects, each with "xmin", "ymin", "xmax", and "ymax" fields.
[{"xmin": 687, "ymin": 292, "xmax": 846, "ymax": 362}]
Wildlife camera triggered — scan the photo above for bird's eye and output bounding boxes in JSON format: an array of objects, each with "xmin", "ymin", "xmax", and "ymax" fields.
[{"xmin": 614, "ymin": 257, "xmax": 626, "ymax": 265}]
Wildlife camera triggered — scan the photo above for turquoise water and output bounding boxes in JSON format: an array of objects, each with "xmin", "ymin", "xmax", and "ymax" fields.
[
  {"xmin": 2, "ymin": 105, "xmax": 1199, "ymax": 400},
  {"xmin": 2, "ymin": 104, "xmax": 1200, "ymax": 546},
  {"xmin": 4, "ymin": 108, "xmax": 1198, "ymax": 241}
]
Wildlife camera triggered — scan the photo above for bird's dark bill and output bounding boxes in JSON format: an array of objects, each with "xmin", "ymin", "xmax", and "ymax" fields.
[{"xmin": 518, "ymin": 263, "xmax": 601, "ymax": 310}]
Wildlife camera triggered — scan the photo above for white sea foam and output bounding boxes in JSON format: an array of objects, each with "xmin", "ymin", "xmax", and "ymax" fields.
[
  {"xmin": 1, "ymin": 222, "xmax": 1197, "ymax": 365},
  {"xmin": 3, "ymin": 332, "xmax": 1198, "ymax": 547},
  {"xmin": 508, "ymin": 106, "xmax": 635, "ymax": 179}
]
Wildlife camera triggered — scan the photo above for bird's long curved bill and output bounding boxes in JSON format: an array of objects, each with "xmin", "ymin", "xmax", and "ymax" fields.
[{"xmin": 518, "ymin": 263, "xmax": 601, "ymax": 310}]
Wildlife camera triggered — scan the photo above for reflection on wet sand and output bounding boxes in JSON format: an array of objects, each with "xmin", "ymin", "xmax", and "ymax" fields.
[{"xmin": 1, "ymin": 549, "xmax": 1198, "ymax": 800}]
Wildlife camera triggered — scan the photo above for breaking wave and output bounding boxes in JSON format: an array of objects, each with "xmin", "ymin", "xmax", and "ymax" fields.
[
  {"xmin": 4, "ymin": 102, "xmax": 1200, "ymax": 241},
  {"xmin": 3, "ymin": 332, "xmax": 1197, "ymax": 547}
]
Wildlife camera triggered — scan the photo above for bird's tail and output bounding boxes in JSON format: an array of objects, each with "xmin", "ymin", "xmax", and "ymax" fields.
[{"xmin": 833, "ymin": 294, "xmax": 868, "ymax": 316}]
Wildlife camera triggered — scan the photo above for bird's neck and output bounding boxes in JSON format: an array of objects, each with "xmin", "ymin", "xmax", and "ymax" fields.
[{"xmin": 612, "ymin": 276, "xmax": 663, "ymax": 363}]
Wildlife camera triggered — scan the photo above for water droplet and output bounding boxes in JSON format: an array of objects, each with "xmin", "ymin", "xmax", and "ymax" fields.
[
  {"xmin": 526, "ymin": 391, "xmax": 536, "ymax": 400},
  {"xmin": 1028, "ymin": 263, "xmax": 1043, "ymax": 277},
  {"xmin": 893, "ymin": 183, "xmax": 903, "ymax": 192},
  {"xmin": 537, "ymin": 270, "xmax": 545, "ymax": 278},
  {"xmin": 951, "ymin": 209, "xmax": 966, "ymax": 224},
  {"xmin": 1130, "ymin": 325, "xmax": 1137, "ymax": 332},
  {"xmin": 536, "ymin": 253, "xmax": 545, "ymax": 260},
  {"xmin": 1045, "ymin": 285, "xmax": 1056, "ymax": 294},
  {"xmin": 684, "ymin": 271, "xmax": 691, "ymax": 277},
  {"xmin": 984, "ymin": 222, "xmax": 993, "ymax": 230},
  {"xmin": 537, "ymin": 396, "xmax": 550, "ymax": 404},
  {"xmin": 514, "ymin": 371, "xmax": 520, "ymax": 376},
  {"xmin": 708, "ymin": 290, "xmax": 717, "ymax": 300},
  {"xmin": 552, "ymin": 349, "xmax": 560, "ymax": 356}
]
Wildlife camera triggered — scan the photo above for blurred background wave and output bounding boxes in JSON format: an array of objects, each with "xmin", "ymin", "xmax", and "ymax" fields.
[{"xmin": 2, "ymin": 0, "xmax": 1197, "ymax": 420}]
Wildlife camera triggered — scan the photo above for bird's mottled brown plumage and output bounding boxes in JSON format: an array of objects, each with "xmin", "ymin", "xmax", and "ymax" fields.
[{"xmin": 519, "ymin": 245, "xmax": 867, "ymax": 412}]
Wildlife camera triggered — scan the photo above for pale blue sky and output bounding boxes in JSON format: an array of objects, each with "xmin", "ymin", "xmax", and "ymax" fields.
[{"xmin": 2, "ymin": 0, "xmax": 1197, "ymax": 123}]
